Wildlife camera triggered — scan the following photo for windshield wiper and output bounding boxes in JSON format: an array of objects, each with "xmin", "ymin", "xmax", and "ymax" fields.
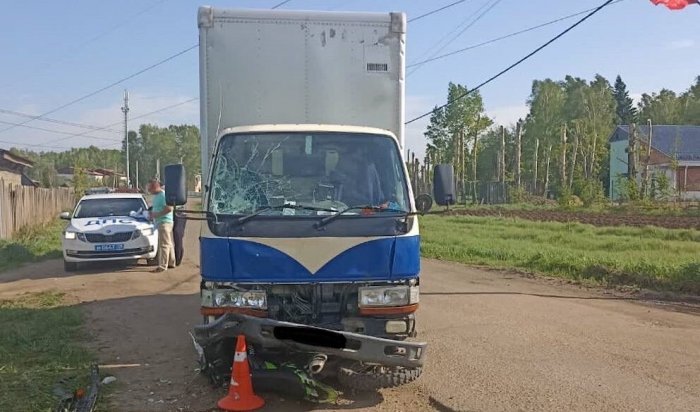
[
  {"xmin": 314, "ymin": 205, "xmax": 408, "ymax": 229},
  {"xmin": 235, "ymin": 204, "xmax": 338, "ymax": 225}
]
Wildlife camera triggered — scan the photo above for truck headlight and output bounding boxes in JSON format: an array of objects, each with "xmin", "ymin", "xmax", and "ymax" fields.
[
  {"xmin": 210, "ymin": 290, "xmax": 267, "ymax": 309},
  {"xmin": 358, "ymin": 286, "xmax": 419, "ymax": 307}
]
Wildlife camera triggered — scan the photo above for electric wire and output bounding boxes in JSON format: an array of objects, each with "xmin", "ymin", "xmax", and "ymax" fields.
[{"xmin": 405, "ymin": 0, "xmax": 617, "ymax": 125}]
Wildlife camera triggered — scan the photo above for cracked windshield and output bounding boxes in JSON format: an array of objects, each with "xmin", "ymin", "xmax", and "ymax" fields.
[{"xmin": 209, "ymin": 133, "xmax": 409, "ymax": 217}]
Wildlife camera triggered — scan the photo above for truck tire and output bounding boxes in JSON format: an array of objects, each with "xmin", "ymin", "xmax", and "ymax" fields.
[
  {"xmin": 64, "ymin": 260, "xmax": 78, "ymax": 272},
  {"xmin": 337, "ymin": 364, "xmax": 422, "ymax": 391}
]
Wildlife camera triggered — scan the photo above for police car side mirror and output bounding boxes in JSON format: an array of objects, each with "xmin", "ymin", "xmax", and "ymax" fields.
[{"xmin": 164, "ymin": 164, "xmax": 187, "ymax": 206}]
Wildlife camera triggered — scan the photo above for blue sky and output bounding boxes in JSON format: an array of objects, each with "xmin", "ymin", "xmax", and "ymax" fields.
[{"xmin": 1, "ymin": 0, "xmax": 698, "ymax": 159}]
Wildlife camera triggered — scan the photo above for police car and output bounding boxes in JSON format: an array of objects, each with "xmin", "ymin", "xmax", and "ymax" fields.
[{"xmin": 60, "ymin": 193, "xmax": 158, "ymax": 271}]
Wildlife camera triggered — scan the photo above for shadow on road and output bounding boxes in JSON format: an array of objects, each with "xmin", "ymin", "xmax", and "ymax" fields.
[
  {"xmin": 429, "ymin": 396, "xmax": 466, "ymax": 412},
  {"xmin": 0, "ymin": 259, "xmax": 153, "ymax": 284}
]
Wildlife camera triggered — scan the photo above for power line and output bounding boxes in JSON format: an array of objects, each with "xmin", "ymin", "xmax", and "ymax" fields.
[
  {"xmin": 129, "ymin": 97, "xmax": 199, "ymax": 122},
  {"xmin": 0, "ymin": 44, "xmax": 198, "ymax": 135},
  {"xmin": 409, "ymin": 0, "xmax": 468, "ymax": 22},
  {"xmin": 40, "ymin": 97, "xmax": 199, "ymax": 146},
  {"xmin": 0, "ymin": 119, "xmax": 119, "ymax": 142},
  {"xmin": 2, "ymin": 0, "xmax": 285, "ymax": 136},
  {"xmin": 408, "ymin": 0, "xmax": 479, "ymax": 67},
  {"xmin": 0, "ymin": 138, "xmax": 85, "ymax": 151},
  {"xmin": 271, "ymin": 0, "xmax": 292, "ymax": 9},
  {"xmin": 0, "ymin": 108, "xmax": 122, "ymax": 134},
  {"xmin": 407, "ymin": 0, "xmax": 626, "ymax": 69},
  {"xmin": 405, "ymin": 0, "xmax": 617, "ymax": 125},
  {"xmin": 2, "ymin": 0, "xmax": 295, "ymax": 140},
  {"xmin": 4, "ymin": 0, "xmax": 167, "ymax": 92},
  {"xmin": 0, "ymin": 135, "xmax": 122, "ymax": 150},
  {"xmin": 408, "ymin": 0, "xmax": 503, "ymax": 76}
]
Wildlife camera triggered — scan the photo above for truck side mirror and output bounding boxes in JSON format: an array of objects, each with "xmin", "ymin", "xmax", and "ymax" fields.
[
  {"xmin": 433, "ymin": 164, "xmax": 456, "ymax": 207},
  {"xmin": 164, "ymin": 164, "xmax": 187, "ymax": 206},
  {"xmin": 415, "ymin": 194, "xmax": 433, "ymax": 214}
]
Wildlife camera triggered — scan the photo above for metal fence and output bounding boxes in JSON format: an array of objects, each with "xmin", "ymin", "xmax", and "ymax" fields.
[
  {"xmin": 406, "ymin": 156, "xmax": 550, "ymax": 205},
  {"xmin": 0, "ymin": 180, "xmax": 74, "ymax": 239}
]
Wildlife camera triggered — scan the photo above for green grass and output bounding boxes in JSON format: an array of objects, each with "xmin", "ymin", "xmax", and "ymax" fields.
[
  {"xmin": 0, "ymin": 220, "xmax": 65, "ymax": 273},
  {"xmin": 0, "ymin": 291, "xmax": 95, "ymax": 412},
  {"xmin": 420, "ymin": 215, "xmax": 700, "ymax": 294}
]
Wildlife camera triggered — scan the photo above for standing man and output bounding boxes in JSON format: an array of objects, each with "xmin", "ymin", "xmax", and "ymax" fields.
[
  {"xmin": 173, "ymin": 206, "xmax": 187, "ymax": 266},
  {"xmin": 148, "ymin": 178, "xmax": 175, "ymax": 272}
]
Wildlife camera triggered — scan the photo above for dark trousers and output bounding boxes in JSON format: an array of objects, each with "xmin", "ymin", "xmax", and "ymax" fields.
[{"xmin": 173, "ymin": 213, "xmax": 187, "ymax": 266}]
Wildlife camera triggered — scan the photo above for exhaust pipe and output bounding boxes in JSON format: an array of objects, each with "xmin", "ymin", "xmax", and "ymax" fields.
[{"xmin": 307, "ymin": 353, "xmax": 328, "ymax": 375}]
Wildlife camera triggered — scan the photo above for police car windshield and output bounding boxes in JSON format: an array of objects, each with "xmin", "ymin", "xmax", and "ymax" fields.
[{"xmin": 74, "ymin": 198, "xmax": 146, "ymax": 219}]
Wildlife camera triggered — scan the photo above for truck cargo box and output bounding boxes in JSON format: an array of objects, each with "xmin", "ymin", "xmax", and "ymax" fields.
[{"xmin": 198, "ymin": 7, "xmax": 406, "ymax": 180}]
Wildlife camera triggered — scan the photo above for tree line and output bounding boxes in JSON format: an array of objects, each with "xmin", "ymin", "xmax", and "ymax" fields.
[
  {"xmin": 121, "ymin": 124, "xmax": 200, "ymax": 190},
  {"xmin": 419, "ymin": 75, "xmax": 700, "ymax": 204},
  {"xmin": 11, "ymin": 145, "xmax": 123, "ymax": 188},
  {"xmin": 11, "ymin": 124, "xmax": 201, "ymax": 192}
]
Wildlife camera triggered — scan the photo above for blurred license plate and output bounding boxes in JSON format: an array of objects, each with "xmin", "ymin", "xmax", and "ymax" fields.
[{"xmin": 95, "ymin": 244, "xmax": 124, "ymax": 251}]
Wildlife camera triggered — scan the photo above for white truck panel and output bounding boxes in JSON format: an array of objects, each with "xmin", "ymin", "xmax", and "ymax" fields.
[{"xmin": 198, "ymin": 7, "xmax": 406, "ymax": 181}]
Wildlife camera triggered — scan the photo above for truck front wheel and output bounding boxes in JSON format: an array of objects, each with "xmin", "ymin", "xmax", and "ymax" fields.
[{"xmin": 337, "ymin": 364, "xmax": 422, "ymax": 391}]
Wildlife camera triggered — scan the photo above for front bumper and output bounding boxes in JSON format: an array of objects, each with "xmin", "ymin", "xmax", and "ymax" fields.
[
  {"xmin": 64, "ymin": 246, "xmax": 156, "ymax": 261},
  {"xmin": 63, "ymin": 235, "xmax": 158, "ymax": 262},
  {"xmin": 193, "ymin": 313, "xmax": 427, "ymax": 368}
]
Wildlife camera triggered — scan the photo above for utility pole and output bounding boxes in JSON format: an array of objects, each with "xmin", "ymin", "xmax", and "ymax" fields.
[
  {"xmin": 628, "ymin": 123, "xmax": 637, "ymax": 181},
  {"xmin": 135, "ymin": 161, "xmax": 139, "ymax": 192},
  {"xmin": 500, "ymin": 126, "xmax": 506, "ymax": 183},
  {"xmin": 560, "ymin": 125, "xmax": 567, "ymax": 191},
  {"xmin": 452, "ymin": 131, "xmax": 460, "ymax": 201},
  {"xmin": 472, "ymin": 120, "xmax": 480, "ymax": 202},
  {"xmin": 544, "ymin": 145, "xmax": 552, "ymax": 198},
  {"xmin": 156, "ymin": 158, "xmax": 161, "ymax": 181},
  {"xmin": 643, "ymin": 119, "xmax": 653, "ymax": 199},
  {"xmin": 121, "ymin": 90, "xmax": 130, "ymax": 188},
  {"xmin": 533, "ymin": 138, "xmax": 539, "ymax": 194},
  {"xmin": 569, "ymin": 125, "xmax": 579, "ymax": 190},
  {"xmin": 515, "ymin": 122, "xmax": 522, "ymax": 189},
  {"xmin": 460, "ymin": 129, "xmax": 466, "ymax": 203}
]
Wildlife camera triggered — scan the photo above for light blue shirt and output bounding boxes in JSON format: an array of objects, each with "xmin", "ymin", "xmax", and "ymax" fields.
[{"xmin": 152, "ymin": 191, "xmax": 173, "ymax": 225}]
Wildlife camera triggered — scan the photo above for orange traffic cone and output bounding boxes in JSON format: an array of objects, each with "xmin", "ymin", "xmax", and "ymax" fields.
[{"xmin": 217, "ymin": 335, "xmax": 265, "ymax": 411}]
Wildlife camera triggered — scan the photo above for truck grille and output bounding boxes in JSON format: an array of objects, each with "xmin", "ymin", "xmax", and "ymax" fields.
[{"xmin": 85, "ymin": 231, "xmax": 133, "ymax": 243}]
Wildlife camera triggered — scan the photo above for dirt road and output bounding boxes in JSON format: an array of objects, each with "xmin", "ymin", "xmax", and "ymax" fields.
[{"xmin": 1, "ymin": 222, "xmax": 699, "ymax": 411}]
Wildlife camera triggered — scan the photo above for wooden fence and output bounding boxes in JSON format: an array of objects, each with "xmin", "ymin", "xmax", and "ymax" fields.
[{"xmin": 0, "ymin": 180, "xmax": 74, "ymax": 239}]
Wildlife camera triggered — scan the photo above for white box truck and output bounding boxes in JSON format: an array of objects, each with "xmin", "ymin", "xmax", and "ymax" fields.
[{"xmin": 165, "ymin": 6, "xmax": 425, "ymax": 392}]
